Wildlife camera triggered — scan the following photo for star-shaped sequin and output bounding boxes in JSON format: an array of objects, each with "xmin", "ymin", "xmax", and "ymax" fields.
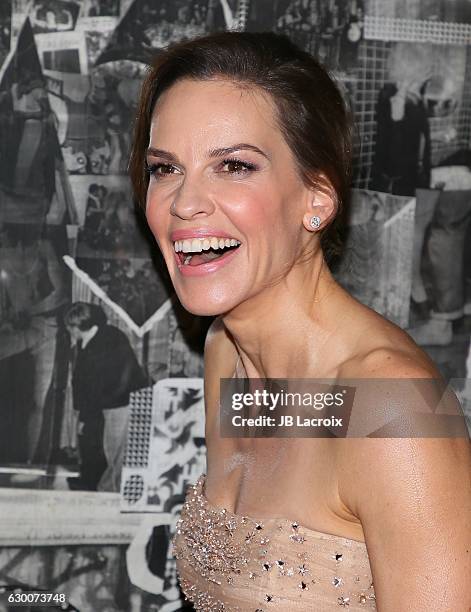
[{"xmin": 289, "ymin": 533, "xmax": 306, "ymax": 544}]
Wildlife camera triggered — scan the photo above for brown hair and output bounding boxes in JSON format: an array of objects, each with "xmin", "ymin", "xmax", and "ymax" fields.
[{"xmin": 129, "ymin": 31, "xmax": 353, "ymax": 258}]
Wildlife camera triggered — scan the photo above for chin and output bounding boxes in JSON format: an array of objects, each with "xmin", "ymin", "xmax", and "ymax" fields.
[{"xmin": 174, "ymin": 287, "xmax": 240, "ymax": 318}]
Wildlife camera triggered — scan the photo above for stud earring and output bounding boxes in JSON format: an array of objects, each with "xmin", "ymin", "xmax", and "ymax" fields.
[{"xmin": 309, "ymin": 215, "xmax": 321, "ymax": 229}]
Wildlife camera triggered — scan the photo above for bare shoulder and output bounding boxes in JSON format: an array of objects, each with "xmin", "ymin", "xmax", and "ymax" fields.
[
  {"xmin": 335, "ymin": 306, "xmax": 469, "ymax": 508},
  {"xmin": 334, "ymin": 314, "xmax": 471, "ymax": 607},
  {"xmin": 340, "ymin": 303, "xmax": 440, "ymax": 380}
]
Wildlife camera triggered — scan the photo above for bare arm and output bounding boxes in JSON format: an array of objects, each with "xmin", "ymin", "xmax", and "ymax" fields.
[
  {"xmin": 340, "ymin": 436, "xmax": 470, "ymax": 611},
  {"xmin": 338, "ymin": 353, "xmax": 471, "ymax": 611}
]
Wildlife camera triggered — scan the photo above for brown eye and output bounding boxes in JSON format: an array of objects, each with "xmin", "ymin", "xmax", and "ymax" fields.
[
  {"xmin": 224, "ymin": 160, "xmax": 245, "ymax": 173},
  {"xmin": 157, "ymin": 164, "xmax": 177, "ymax": 175},
  {"xmin": 145, "ymin": 162, "xmax": 179, "ymax": 177},
  {"xmin": 221, "ymin": 158, "xmax": 257, "ymax": 174}
]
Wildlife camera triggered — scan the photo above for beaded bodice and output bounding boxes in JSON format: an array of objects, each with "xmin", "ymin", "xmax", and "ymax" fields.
[{"xmin": 172, "ymin": 474, "xmax": 376, "ymax": 611}]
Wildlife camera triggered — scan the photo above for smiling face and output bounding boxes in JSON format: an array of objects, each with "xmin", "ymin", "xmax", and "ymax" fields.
[{"xmin": 145, "ymin": 78, "xmax": 315, "ymax": 316}]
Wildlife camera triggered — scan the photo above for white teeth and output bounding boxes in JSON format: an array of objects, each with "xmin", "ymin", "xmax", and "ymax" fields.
[
  {"xmin": 191, "ymin": 238, "xmax": 202, "ymax": 252},
  {"xmin": 173, "ymin": 236, "xmax": 241, "ymax": 253},
  {"xmin": 183, "ymin": 255, "xmax": 192, "ymax": 265}
]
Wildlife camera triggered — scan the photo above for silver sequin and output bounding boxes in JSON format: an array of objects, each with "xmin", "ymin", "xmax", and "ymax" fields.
[{"xmin": 172, "ymin": 476, "xmax": 376, "ymax": 611}]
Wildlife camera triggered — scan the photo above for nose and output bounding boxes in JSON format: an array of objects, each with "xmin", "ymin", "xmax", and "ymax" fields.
[{"xmin": 170, "ymin": 175, "xmax": 215, "ymax": 220}]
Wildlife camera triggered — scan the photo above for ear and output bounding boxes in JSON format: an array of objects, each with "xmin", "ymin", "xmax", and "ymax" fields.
[{"xmin": 302, "ymin": 173, "xmax": 338, "ymax": 233}]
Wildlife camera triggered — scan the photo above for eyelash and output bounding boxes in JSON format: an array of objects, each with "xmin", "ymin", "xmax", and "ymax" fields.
[
  {"xmin": 221, "ymin": 157, "xmax": 257, "ymax": 174},
  {"xmin": 145, "ymin": 158, "xmax": 257, "ymax": 178}
]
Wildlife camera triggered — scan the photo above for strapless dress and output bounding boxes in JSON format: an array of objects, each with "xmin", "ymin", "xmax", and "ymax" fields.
[{"xmin": 172, "ymin": 474, "xmax": 376, "ymax": 611}]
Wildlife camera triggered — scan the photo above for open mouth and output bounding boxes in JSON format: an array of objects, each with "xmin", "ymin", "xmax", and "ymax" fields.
[{"xmin": 174, "ymin": 236, "xmax": 241, "ymax": 267}]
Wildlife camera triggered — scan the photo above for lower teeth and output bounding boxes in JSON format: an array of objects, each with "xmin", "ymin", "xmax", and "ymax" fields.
[{"xmin": 183, "ymin": 255, "xmax": 192, "ymax": 265}]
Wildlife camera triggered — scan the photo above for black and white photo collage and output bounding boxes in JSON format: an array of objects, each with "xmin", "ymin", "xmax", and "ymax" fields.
[{"xmin": 0, "ymin": 1, "xmax": 470, "ymax": 610}]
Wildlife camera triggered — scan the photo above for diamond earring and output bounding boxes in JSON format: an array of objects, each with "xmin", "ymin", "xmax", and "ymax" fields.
[{"xmin": 309, "ymin": 215, "xmax": 321, "ymax": 229}]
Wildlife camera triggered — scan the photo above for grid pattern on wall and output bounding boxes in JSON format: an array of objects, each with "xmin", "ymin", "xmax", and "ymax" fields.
[
  {"xmin": 365, "ymin": 0, "xmax": 471, "ymax": 29},
  {"xmin": 125, "ymin": 387, "xmax": 153, "ymax": 469},
  {"xmin": 365, "ymin": 16, "xmax": 471, "ymax": 45},
  {"xmin": 351, "ymin": 37, "xmax": 471, "ymax": 189},
  {"xmin": 351, "ymin": 38, "xmax": 391, "ymax": 188}
]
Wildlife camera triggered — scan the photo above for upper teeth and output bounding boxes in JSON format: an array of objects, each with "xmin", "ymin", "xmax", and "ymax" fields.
[{"xmin": 174, "ymin": 237, "xmax": 241, "ymax": 253}]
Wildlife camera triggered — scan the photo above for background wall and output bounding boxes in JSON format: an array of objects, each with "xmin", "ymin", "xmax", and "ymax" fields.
[{"xmin": 0, "ymin": 1, "xmax": 470, "ymax": 611}]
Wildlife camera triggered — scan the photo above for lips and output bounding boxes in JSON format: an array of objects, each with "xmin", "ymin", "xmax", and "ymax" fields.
[
  {"xmin": 169, "ymin": 229, "xmax": 242, "ymax": 277},
  {"xmin": 174, "ymin": 244, "xmax": 240, "ymax": 276}
]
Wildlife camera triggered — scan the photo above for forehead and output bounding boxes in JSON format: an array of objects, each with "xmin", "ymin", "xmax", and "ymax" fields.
[{"xmin": 149, "ymin": 78, "xmax": 284, "ymax": 150}]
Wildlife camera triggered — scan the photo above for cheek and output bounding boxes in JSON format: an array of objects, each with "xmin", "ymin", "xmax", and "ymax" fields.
[
  {"xmin": 221, "ymin": 182, "xmax": 281, "ymax": 228},
  {"xmin": 231, "ymin": 184, "xmax": 299, "ymax": 242}
]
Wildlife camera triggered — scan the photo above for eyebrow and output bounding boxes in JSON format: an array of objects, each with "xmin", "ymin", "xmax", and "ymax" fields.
[{"xmin": 146, "ymin": 143, "xmax": 270, "ymax": 162}]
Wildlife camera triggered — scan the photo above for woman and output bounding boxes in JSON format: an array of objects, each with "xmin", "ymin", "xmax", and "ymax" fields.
[{"xmin": 129, "ymin": 32, "xmax": 470, "ymax": 610}]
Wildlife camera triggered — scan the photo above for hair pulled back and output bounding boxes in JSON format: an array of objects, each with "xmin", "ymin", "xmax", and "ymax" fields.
[{"xmin": 129, "ymin": 31, "xmax": 353, "ymax": 257}]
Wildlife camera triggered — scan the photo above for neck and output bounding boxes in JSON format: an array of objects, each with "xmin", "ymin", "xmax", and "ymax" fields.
[{"xmin": 221, "ymin": 251, "xmax": 350, "ymax": 379}]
